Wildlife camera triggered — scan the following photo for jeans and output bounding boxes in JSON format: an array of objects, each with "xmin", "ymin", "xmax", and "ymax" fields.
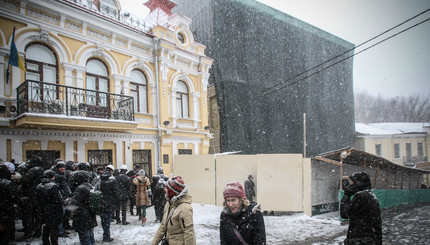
[
  {"xmin": 78, "ymin": 229, "xmax": 95, "ymax": 245},
  {"xmin": 100, "ymin": 211, "xmax": 113, "ymax": 240}
]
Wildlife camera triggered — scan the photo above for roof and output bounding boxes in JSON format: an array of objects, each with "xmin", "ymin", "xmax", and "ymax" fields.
[
  {"xmin": 355, "ymin": 122, "xmax": 428, "ymax": 135},
  {"xmin": 313, "ymin": 147, "xmax": 430, "ymax": 174}
]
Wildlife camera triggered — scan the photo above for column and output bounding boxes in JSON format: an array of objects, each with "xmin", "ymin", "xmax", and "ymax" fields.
[
  {"xmin": 78, "ymin": 141, "xmax": 87, "ymax": 162},
  {"xmin": 65, "ymin": 140, "xmax": 74, "ymax": 161}
]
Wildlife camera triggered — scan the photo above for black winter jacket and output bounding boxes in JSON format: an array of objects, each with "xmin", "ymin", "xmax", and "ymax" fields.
[
  {"xmin": 70, "ymin": 182, "xmax": 97, "ymax": 232},
  {"xmin": 36, "ymin": 178, "xmax": 64, "ymax": 224},
  {"xmin": 116, "ymin": 173, "xmax": 132, "ymax": 201},
  {"xmin": 340, "ymin": 190, "xmax": 382, "ymax": 245},
  {"xmin": 95, "ymin": 173, "xmax": 118, "ymax": 212},
  {"xmin": 0, "ymin": 178, "xmax": 19, "ymax": 225},
  {"xmin": 53, "ymin": 168, "xmax": 71, "ymax": 199},
  {"xmin": 20, "ymin": 166, "xmax": 44, "ymax": 200},
  {"xmin": 220, "ymin": 203, "xmax": 266, "ymax": 245}
]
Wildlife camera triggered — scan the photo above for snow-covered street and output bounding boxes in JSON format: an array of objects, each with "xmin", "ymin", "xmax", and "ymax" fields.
[{"xmin": 15, "ymin": 203, "xmax": 430, "ymax": 244}]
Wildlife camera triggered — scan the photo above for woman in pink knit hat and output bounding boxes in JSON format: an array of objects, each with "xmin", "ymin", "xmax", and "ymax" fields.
[{"xmin": 220, "ymin": 181, "xmax": 266, "ymax": 245}]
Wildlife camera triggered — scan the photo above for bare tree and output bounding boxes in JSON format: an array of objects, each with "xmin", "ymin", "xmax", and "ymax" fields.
[{"xmin": 355, "ymin": 90, "xmax": 430, "ymax": 123}]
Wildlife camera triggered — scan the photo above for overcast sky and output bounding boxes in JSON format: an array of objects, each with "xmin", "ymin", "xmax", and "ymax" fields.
[{"xmin": 120, "ymin": 0, "xmax": 430, "ymax": 98}]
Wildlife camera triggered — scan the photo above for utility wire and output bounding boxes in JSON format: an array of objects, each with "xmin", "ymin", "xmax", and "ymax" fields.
[
  {"xmin": 257, "ymin": 8, "xmax": 430, "ymax": 97},
  {"xmin": 263, "ymin": 17, "xmax": 430, "ymax": 96}
]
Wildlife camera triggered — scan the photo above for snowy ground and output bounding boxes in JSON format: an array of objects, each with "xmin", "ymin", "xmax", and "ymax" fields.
[{"xmin": 16, "ymin": 204, "xmax": 348, "ymax": 245}]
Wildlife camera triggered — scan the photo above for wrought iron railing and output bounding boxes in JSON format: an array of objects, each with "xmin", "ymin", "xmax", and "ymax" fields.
[{"xmin": 17, "ymin": 80, "xmax": 134, "ymax": 121}]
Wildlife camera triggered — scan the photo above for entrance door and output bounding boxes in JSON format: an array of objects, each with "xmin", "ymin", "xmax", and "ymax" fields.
[{"xmin": 133, "ymin": 149, "xmax": 152, "ymax": 177}]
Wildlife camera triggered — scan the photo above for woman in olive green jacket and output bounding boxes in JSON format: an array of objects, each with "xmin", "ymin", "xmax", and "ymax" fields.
[{"xmin": 151, "ymin": 176, "xmax": 196, "ymax": 245}]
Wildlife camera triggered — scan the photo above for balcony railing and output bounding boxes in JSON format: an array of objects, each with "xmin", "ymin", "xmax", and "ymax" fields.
[
  {"xmin": 17, "ymin": 80, "xmax": 134, "ymax": 121},
  {"xmin": 403, "ymin": 155, "xmax": 428, "ymax": 165}
]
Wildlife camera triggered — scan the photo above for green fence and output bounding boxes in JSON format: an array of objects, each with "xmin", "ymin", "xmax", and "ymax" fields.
[{"xmin": 373, "ymin": 189, "xmax": 430, "ymax": 209}]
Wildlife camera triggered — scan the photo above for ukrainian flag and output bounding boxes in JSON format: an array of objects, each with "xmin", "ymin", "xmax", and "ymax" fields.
[{"xmin": 8, "ymin": 27, "xmax": 26, "ymax": 71}]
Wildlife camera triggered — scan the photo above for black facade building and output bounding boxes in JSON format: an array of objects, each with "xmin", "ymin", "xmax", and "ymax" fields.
[{"xmin": 173, "ymin": 0, "xmax": 355, "ymax": 156}]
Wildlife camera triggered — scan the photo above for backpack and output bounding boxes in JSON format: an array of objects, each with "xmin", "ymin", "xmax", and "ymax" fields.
[{"xmin": 89, "ymin": 188, "xmax": 103, "ymax": 215}]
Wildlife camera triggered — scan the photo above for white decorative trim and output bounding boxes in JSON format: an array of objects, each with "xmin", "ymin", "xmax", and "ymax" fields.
[{"xmin": 27, "ymin": 7, "xmax": 60, "ymax": 25}]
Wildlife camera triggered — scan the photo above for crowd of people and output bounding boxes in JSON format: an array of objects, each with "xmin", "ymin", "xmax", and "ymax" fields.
[
  {"xmin": 0, "ymin": 156, "xmax": 382, "ymax": 245},
  {"xmin": 0, "ymin": 157, "xmax": 169, "ymax": 245}
]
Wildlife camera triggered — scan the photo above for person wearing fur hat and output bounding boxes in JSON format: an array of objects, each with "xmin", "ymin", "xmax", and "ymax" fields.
[
  {"xmin": 220, "ymin": 181, "xmax": 266, "ymax": 245},
  {"xmin": 152, "ymin": 176, "xmax": 196, "ymax": 245},
  {"xmin": 244, "ymin": 174, "xmax": 256, "ymax": 202},
  {"xmin": 340, "ymin": 171, "xmax": 382, "ymax": 245},
  {"xmin": 133, "ymin": 169, "xmax": 151, "ymax": 225}
]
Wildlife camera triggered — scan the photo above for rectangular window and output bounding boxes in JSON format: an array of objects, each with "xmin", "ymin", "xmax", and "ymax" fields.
[
  {"xmin": 88, "ymin": 150, "xmax": 112, "ymax": 170},
  {"xmin": 406, "ymin": 143, "xmax": 412, "ymax": 159},
  {"xmin": 375, "ymin": 144, "xmax": 382, "ymax": 157},
  {"xmin": 417, "ymin": 142, "xmax": 423, "ymax": 157},
  {"xmin": 394, "ymin": 143, "xmax": 400, "ymax": 159},
  {"xmin": 133, "ymin": 149, "xmax": 152, "ymax": 177}
]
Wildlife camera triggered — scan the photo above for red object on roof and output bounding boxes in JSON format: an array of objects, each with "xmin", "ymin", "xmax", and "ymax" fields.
[{"xmin": 144, "ymin": 0, "xmax": 177, "ymax": 16}]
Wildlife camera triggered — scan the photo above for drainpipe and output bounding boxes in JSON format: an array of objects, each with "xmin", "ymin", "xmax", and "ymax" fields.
[{"xmin": 154, "ymin": 37, "xmax": 161, "ymax": 172}]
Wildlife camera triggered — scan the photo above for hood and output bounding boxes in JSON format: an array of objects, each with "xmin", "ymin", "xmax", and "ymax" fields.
[
  {"xmin": 171, "ymin": 191, "xmax": 192, "ymax": 205},
  {"xmin": 349, "ymin": 171, "xmax": 372, "ymax": 193}
]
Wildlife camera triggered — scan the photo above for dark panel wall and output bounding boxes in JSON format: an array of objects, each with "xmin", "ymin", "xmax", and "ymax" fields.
[{"xmin": 174, "ymin": 0, "xmax": 355, "ymax": 156}]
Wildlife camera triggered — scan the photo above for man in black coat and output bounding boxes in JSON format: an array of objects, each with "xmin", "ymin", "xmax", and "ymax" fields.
[
  {"xmin": 151, "ymin": 167, "xmax": 168, "ymax": 222},
  {"xmin": 36, "ymin": 170, "xmax": 64, "ymax": 245},
  {"xmin": 69, "ymin": 170, "xmax": 97, "ymax": 244},
  {"xmin": 0, "ymin": 164, "xmax": 20, "ymax": 244},
  {"xmin": 52, "ymin": 160, "xmax": 72, "ymax": 236},
  {"xmin": 115, "ymin": 165, "xmax": 132, "ymax": 225},
  {"xmin": 19, "ymin": 157, "xmax": 44, "ymax": 240},
  {"xmin": 340, "ymin": 171, "xmax": 382, "ymax": 245},
  {"xmin": 94, "ymin": 170, "xmax": 118, "ymax": 242},
  {"xmin": 244, "ymin": 174, "xmax": 256, "ymax": 202}
]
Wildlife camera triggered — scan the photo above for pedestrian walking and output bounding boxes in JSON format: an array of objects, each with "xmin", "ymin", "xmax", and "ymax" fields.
[
  {"xmin": 69, "ymin": 170, "xmax": 97, "ymax": 245},
  {"xmin": 133, "ymin": 169, "xmax": 151, "ymax": 225},
  {"xmin": 220, "ymin": 181, "xmax": 266, "ymax": 245},
  {"xmin": 36, "ymin": 170, "xmax": 64, "ymax": 245},
  {"xmin": 340, "ymin": 171, "xmax": 382, "ymax": 245},
  {"xmin": 152, "ymin": 176, "xmax": 196, "ymax": 245},
  {"xmin": 153, "ymin": 178, "xmax": 167, "ymax": 222},
  {"xmin": 116, "ymin": 164, "xmax": 132, "ymax": 225},
  {"xmin": 244, "ymin": 174, "xmax": 256, "ymax": 202},
  {"xmin": 151, "ymin": 167, "xmax": 168, "ymax": 222},
  {"xmin": 94, "ymin": 170, "xmax": 118, "ymax": 242}
]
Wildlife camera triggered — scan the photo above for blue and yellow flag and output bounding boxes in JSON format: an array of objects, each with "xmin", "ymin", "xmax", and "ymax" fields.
[{"xmin": 8, "ymin": 27, "xmax": 26, "ymax": 71}]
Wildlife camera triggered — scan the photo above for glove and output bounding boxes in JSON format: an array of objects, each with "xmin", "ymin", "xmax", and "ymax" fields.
[{"xmin": 342, "ymin": 180, "xmax": 354, "ymax": 197}]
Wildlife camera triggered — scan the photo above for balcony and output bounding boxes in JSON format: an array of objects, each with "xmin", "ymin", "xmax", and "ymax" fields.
[
  {"xmin": 403, "ymin": 156, "xmax": 428, "ymax": 166},
  {"xmin": 15, "ymin": 80, "xmax": 137, "ymax": 132}
]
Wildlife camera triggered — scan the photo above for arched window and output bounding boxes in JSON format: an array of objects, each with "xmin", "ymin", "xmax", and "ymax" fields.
[
  {"xmin": 176, "ymin": 81, "xmax": 189, "ymax": 118},
  {"xmin": 86, "ymin": 58, "xmax": 109, "ymax": 108},
  {"xmin": 130, "ymin": 69, "xmax": 148, "ymax": 113},
  {"xmin": 25, "ymin": 43, "xmax": 58, "ymax": 101},
  {"xmin": 25, "ymin": 43, "xmax": 57, "ymax": 83}
]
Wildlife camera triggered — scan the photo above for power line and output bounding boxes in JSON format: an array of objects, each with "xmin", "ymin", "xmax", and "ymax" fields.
[
  {"xmin": 257, "ymin": 8, "xmax": 430, "ymax": 97},
  {"xmin": 263, "ymin": 17, "xmax": 430, "ymax": 96}
]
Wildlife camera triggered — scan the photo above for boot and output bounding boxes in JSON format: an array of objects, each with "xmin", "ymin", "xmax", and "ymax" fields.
[
  {"xmin": 141, "ymin": 217, "xmax": 146, "ymax": 226},
  {"xmin": 138, "ymin": 215, "xmax": 142, "ymax": 221}
]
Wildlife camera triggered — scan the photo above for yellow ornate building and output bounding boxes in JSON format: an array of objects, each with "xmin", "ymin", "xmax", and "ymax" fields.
[{"xmin": 0, "ymin": 0, "xmax": 213, "ymax": 176}]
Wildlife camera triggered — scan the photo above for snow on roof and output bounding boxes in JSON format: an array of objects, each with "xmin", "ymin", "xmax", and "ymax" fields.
[{"xmin": 355, "ymin": 122, "xmax": 427, "ymax": 135}]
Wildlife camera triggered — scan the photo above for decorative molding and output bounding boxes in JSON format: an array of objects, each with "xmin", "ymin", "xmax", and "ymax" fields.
[
  {"xmin": 65, "ymin": 20, "xmax": 81, "ymax": 32},
  {"xmin": 27, "ymin": 6, "xmax": 60, "ymax": 25},
  {"xmin": 28, "ymin": 30, "xmax": 57, "ymax": 47},
  {"xmin": 135, "ymin": 117, "xmax": 151, "ymax": 124},
  {"xmin": 87, "ymin": 28, "xmax": 110, "ymax": 42},
  {"xmin": 0, "ymin": 0, "xmax": 18, "ymax": 12},
  {"xmin": 131, "ymin": 44, "xmax": 150, "ymax": 55},
  {"xmin": 93, "ymin": 44, "xmax": 106, "ymax": 58},
  {"xmin": 115, "ymin": 38, "xmax": 127, "ymax": 47}
]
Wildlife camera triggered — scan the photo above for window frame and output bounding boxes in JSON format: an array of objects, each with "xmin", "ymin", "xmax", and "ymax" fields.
[
  {"xmin": 176, "ymin": 80, "xmax": 189, "ymax": 118},
  {"xmin": 85, "ymin": 58, "xmax": 110, "ymax": 107},
  {"xmin": 130, "ymin": 69, "xmax": 148, "ymax": 113}
]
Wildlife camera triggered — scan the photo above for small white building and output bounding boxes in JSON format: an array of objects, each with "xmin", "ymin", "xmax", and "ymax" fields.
[{"xmin": 355, "ymin": 123, "xmax": 430, "ymax": 167}]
